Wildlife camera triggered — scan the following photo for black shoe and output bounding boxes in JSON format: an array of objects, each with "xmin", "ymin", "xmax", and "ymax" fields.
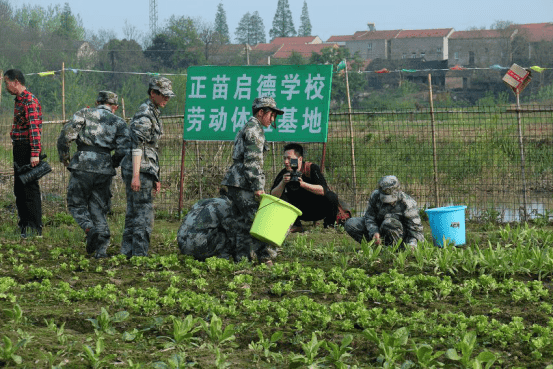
[{"xmin": 86, "ymin": 229, "xmax": 99, "ymax": 254}]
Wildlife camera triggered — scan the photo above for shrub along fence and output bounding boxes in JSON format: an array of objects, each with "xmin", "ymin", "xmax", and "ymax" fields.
[{"xmin": 0, "ymin": 104, "xmax": 552, "ymax": 222}]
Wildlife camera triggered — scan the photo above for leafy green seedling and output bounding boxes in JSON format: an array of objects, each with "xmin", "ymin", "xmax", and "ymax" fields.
[
  {"xmin": 363, "ymin": 327, "xmax": 409, "ymax": 368},
  {"xmin": 3, "ymin": 303, "xmax": 25, "ymax": 327},
  {"xmin": 289, "ymin": 332, "xmax": 326, "ymax": 368},
  {"xmin": 412, "ymin": 343, "xmax": 444, "ymax": 368},
  {"xmin": 446, "ymin": 331, "xmax": 497, "ymax": 369},
  {"xmin": 248, "ymin": 328, "xmax": 284, "ymax": 363},
  {"xmin": 80, "ymin": 336, "xmax": 116, "ymax": 369},
  {"xmin": 86, "ymin": 307, "xmax": 129, "ymax": 335},
  {"xmin": 0, "ymin": 335, "xmax": 28, "ymax": 365},
  {"xmin": 158, "ymin": 315, "xmax": 201, "ymax": 348},
  {"xmin": 199, "ymin": 314, "xmax": 236, "ymax": 348},
  {"xmin": 324, "ymin": 334, "xmax": 353, "ymax": 368}
]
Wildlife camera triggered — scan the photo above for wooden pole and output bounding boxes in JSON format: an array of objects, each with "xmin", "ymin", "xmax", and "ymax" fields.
[
  {"xmin": 516, "ymin": 91, "xmax": 529, "ymax": 221},
  {"xmin": 178, "ymin": 140, "xmax": 187, "ymax": 214},
  {"xmin": 428, "ymin": 74, "xmax": 440, "ymax": 207},
  {"xmin": 62, "ymin": 62, "xmax": 66, "ymax": 121},
  {"xmin": 344, "ymin": 62, "xmax": 358, "ymax": 209},
  {"xmin": 271, "ymin": 142, "xmax": 277, "ymax": 176},
  {"xmin": 121, "ymin": 97, "xmax": 126, "ymax": 121},
  {"xmin": 195, "ymin": 142, "xmax": 202, "ymax": 199},
  {"xmin": 0, "ymin": 69, "xmax": 3, "ymax": 107}
]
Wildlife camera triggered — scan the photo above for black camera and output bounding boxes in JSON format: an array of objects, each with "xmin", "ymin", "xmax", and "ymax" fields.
[{"xmin": 287, "ymin": 158, "xmax": 301, "ymax": 191}]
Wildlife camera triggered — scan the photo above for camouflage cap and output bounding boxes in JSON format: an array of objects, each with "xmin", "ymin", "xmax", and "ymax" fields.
[
  {"xmin": 252, "ymin": 96, "xmax": 284, "ymax": 115},
  {"xmin": 149, "ymin": 77, "xmax": 176, "ymax": 97},
  {"xmin": 378, "ymin": 175, "xmax": 401, "ymax": 203},
  {"xmin": 97, "ymin": 91, "xmax": 118, "ymax": 105}
]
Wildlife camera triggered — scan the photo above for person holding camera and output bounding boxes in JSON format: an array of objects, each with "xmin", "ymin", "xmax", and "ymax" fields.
[
  {"xmin": 271, "ymin": 143, "xmax": 339, "ymax": 232},
  {"xmin": 58, "ymin": 91, "xmax": 129, "ymax": 258},
  {"xmin": 3, "ymin": 69, "xmax": 44, "ymax": 238},
  {"xmin": 221, "ymin": 96, "xmax": 284, "ymax": 263},
  {"xmin": 344, "ymin": 175, "xmax": 424, "ymax": 249}
]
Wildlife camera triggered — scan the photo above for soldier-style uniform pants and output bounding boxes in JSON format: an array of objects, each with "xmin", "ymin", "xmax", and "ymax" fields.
[
  {"xmin": 121, "ymin": 172, "xmax": 155, "ymax": 257},
  {"xmin": 67, "ymin": 170, "xmax": 112, "ymax": 256},
  {"xmin": 344, "ymin": 217, "xmax": 405, "ymax": 246},
  {"xmin": 226, "ymin": 186, "xmax": 274, "ymax": 262}
]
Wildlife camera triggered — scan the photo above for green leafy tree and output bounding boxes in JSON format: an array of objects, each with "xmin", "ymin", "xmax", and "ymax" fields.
[
  {"xmin": 235, "ymin": 12, "xmax": 266, "ymax": 46},
  {"xmin": 269, "ymin": 0, "xmax": 296, "ymax": 41},
  {"xmin": 53, "ymin": 3, "xmax": 85, "ymax": 40},
  {"xmin": 145, "ymin": 16, "xmax": 205, "ymax": 70},
  {"xmin": 250, "ymin": 12, "xmax": 266, "ymax": 44},
  {"xmin": 235, "ymin": 12, "xmax": 253, "ymax": 45},
  {"xmin": 196, "ymin": 19, "xmax": 226, "ymax": 62},
  {"xmin": 298, "ymin": 1, "xmax": 312, "ymax": 37},
  {"xmin": 214, "ymin": 2, "xmax": 230, "ymax": 43}
]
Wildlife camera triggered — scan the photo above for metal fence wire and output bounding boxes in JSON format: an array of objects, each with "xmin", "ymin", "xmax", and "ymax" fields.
[{"xmin": 0, "ymin": 105, "xmax": 552, "ymax": 222}]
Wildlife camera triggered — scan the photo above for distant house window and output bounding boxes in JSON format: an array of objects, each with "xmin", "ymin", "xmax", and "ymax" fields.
[
  {"xmin": 421, "ymin": 52, "xmax": 425, "ymax": 58},
  {"xmin": 454, "ymin": 52, "xmax": 459, "ymax": 60},
  {"xmin": 367, "ymin": 43, "xmax": 372, "ymax": 50},
  {"xmin": 402, "ymin": 53, "xmax": 407, "ymax": 59},
  {"xmin": 485, "ymin": 47, "xmax": 489, "ymax": 53},
  {"xmin": 437, "ymin": 47, "xmax": 442, "ymax": 53},
  {"xmin": 411, "ymin": 53, "xmax": 417, "ymax": 58}
]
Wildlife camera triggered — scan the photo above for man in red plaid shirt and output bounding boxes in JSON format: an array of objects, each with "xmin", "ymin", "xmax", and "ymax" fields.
[{"xmin": 3, "ymin": 69, "xmax": 43, "ymax": 237}]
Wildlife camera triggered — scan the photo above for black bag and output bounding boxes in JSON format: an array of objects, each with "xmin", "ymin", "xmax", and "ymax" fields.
[{"xmin": 15, "ymin": 154, "xmax": 52, "ymax": 185}]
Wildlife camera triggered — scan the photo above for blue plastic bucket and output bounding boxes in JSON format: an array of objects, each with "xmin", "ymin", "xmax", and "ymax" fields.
[{"xmin": 425, "ymin": 205, "xmax": 467, "ymax": 247}]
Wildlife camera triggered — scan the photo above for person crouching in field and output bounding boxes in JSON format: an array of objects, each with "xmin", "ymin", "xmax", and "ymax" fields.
[
  {"xmin": 120, "ymin": 77, "xmax": 174, "ymax": 258},
  {"xmin": 344, "ymin": 175, "xmax": 424, "ymax": 249},
  {"xmin": 57, "ymin": 91, "xmax": 129, "ymax": 258}
]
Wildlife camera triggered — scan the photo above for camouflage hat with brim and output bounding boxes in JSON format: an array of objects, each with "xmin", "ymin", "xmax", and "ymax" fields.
[
  {"xmin": 378, "ymin": 175, "xmax": 400, "ymax": 203},
  {"xmin": 149, "ymin": 77, "xmax": 176, "ymax": 97},
  {"xmin": 97, "ymin": 91, "xmax": 118, "ymax": 105},
  {"xmin": 252, "ymin": 96, "xmax": 284, "ymax": 115}
]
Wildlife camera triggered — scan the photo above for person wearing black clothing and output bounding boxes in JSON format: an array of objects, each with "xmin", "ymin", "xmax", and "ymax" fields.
[{"xmin": 270, "ymin": 143, "xmax": 339, "ymax": 232}]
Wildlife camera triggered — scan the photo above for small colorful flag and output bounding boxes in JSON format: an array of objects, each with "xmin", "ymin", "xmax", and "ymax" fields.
[
  {"xmin": 375, "ymin": 68, "xmax": 390, "ymax": 74},
  {"xmin": 490, "ymin": 64, "xmax": 505, "ymax": 71},
  {"xmin": 38, "ymin": 71, "xmax": 55, "ymax": 77},
  {"xmin": 450, "ymin": 65, "xmax": 465, "ymax": 70},
  {"xmin": 530, "ymin": 66, "xmax": 545, "ymax": 73},
  {"xmin": 337, "ymin": 60, "xmax": 346, "ymax": 72},
  {"xmin": 401, "ymin": 69, "xmax": 416, "ymax": 73}
]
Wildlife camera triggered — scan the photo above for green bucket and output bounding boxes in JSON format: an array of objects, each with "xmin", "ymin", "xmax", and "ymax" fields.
[{"xmin": 250, "ymin": 194, "xmax": 302, "ymax": 247}]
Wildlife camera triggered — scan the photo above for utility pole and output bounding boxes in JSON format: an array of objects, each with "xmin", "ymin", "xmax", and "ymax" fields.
[{"xmin": 149, "ymin": 0, "xmax": 158, "ymax": 35}]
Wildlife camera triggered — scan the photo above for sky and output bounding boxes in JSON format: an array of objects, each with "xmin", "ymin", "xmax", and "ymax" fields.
[{"xmin": 12, "ymin": 0, "xmax": 553, "ymax": 43}]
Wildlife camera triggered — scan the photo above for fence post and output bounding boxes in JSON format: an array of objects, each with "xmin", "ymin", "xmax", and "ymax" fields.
[
  {"xmin": 428, "ymin": 74, "xmax": 440, "ymax": 207},
  {"xmin": 515, "ymin": 91, "xmax": 529, "ymax": 221},
  {"xmin": 178, "ymin": 140, "xmax": 187, "ymax": 215},
  {"xmin": 121, "ymin": 97, "xmax": 126, "ymax": 121},
  {"xmin": 344, "ymin": 62, "xmax": 358, "ymax": 209},
  {"xmin": 0, "ymin": 69, "xmax": 3, "ymax": 107},
  {"xmin": 61, "ymin": 62, "xmax": 66, "ymax": 121}
]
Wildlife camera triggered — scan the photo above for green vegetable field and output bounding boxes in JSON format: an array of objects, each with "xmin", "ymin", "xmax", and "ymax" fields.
[{"xmin": 1, "ymin": 205, "xmax": 553, "ymax": 368}]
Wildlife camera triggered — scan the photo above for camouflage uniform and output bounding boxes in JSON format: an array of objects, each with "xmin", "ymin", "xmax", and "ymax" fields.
[
  {"xmin": 177, "ymin": 195, "xmax": 236, "ymax": 260},
  {"xmin": 345, "ymin": 175, "xmax": 424, "ymax": 248},
  {"xmin": 57, "ymin": 91, "xmax": 129, "ymax": 258},
  {"xmin": 221, "ymin": 97, "xmax": 283, "ymax": 262},
  {"xmin": 120, "ymin": 77, "xmax": 175, "ymax": 257}
]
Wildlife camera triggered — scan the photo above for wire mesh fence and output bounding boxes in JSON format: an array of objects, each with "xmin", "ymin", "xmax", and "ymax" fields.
[{"xmin": 1, "ymin": 104, "xmax": 552, "ymax": 222}]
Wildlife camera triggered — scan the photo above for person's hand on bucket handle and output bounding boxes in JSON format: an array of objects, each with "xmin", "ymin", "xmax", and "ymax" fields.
[
  {"xmin": 254, "ymin": 190, "xmax": 264, "ymax": 202},
  {"xmin": 373, "ymin": 233, "xmax": 381, "ymax": 245}
]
